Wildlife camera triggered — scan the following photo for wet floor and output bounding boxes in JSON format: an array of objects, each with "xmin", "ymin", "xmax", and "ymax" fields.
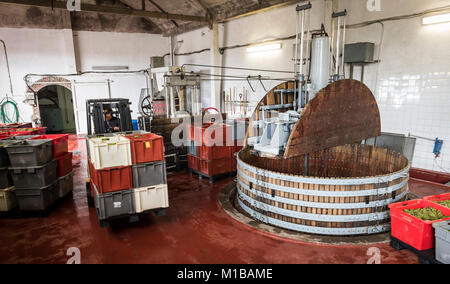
[{"xmin": 0, "ymin": 135, "xmax": 447, "ymax": 264}]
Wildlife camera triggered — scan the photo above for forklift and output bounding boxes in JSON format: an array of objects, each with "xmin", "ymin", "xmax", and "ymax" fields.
[{"xmin": 85, "ymin": 98, "xmax": 133, "ymax": 135}]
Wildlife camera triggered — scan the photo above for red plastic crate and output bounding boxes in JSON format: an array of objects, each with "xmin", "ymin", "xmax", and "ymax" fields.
[
  {"xmin": 233, "ymin": 145, "xmax": 244, "ymax": 155},
  {"xmin": 55, "ymin": 152, "xmax": 73, "ymax": 177},
  {"xmin": 188, "ymin": 154, "xmax": 199, "ymax": 171},
  {"xmin": 187, "ymin": 123, "xmax": 211, "ymax": 141},
  {"xmin": 231, "ymin": 156, "xmax": 237, "ymax": 172},
  {"xmin": 30, "ymin": 134, "xmax": 69, "ymax": 158},
  {"xmin": 389, "ymin": 199, "xmax": 450, "ymax": 251},
  {"xmin": 8, "ymin": 130, "xmax": 34, "ymax": 136},
  {"xmin": 198, "ymin": 145, "xmax": 233, "ymax": 160},
  {"xmin": 424, "ymin": 193, "xmax": 450, "ymax": 211},
  {"xmin": 31, "ymin": 127, "xmax": 47, "ymax": 135},
  {"xmin": 125, "ymin": 133, "xmax": 164, "ymax": 164},
  {"xmin": 88, "ymin": 160, "xmax": 132, "ymax": 194},
  {"xmin": 199, "ymin": 157, "xmax": 232, "ymax": 177},
  {"xmin": 0, "ymin": 123, "xmax": 32, "ymax": 129},
  {"xmin": 188, "ymin": 123, "xmax": 232, "ymax": 146}
]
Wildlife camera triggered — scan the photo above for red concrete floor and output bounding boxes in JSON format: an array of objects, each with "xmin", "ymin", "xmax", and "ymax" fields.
[{"xmin": 0, "ymin": 135, "xmax": 447, "ymax": 264}]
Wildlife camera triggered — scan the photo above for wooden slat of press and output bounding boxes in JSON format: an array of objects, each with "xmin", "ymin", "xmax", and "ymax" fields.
[
  {"xmin": 236, "ymin": 145, "xmax": 409, "ymax": 231},
  {"xmin": 307, "ymin": 182, "xmax": 312, "ymax": 215},
  {"xmin": 311, "ymin": 181, "xmax": 318, "ymax": 227}
]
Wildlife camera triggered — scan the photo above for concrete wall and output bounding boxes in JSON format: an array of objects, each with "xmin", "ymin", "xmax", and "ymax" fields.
[
  {"xmin": 0, "ymin": 27, "xmax": 168, "ymax": 134},
  {"xmin": 174, "ymin": 0, "xmax": 450, "ymax": 172}
]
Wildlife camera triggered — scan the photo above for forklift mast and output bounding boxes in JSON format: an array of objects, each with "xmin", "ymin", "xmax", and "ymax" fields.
[{"xmin": 86, "ymin": 98, "xmax": 133, "ymax": 135}]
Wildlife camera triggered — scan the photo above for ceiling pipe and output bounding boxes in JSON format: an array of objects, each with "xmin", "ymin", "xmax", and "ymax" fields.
[{"xmin": 0, "ymin": 39, "xmax": 14, "ymax": 97}]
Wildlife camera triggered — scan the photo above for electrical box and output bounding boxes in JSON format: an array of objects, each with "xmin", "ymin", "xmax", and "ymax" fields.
[
  {"xmin": 150, "ymin": 56, "xmax": 165, "ymax": 68},
  {"xmin": 344, "ymin": 42, "xmax": 375, "ymax": 63}
]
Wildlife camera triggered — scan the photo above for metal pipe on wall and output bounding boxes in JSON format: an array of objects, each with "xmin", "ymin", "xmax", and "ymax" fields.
[
  {"xmin": 299, "ymin": 10, "xmax": 305, "ymax": 77},
  {"xmin": 341, "ymin": 16, "xmax": 347, "ymax": 78},
  {"xmin": 169, "ymin": 37, "xmax": 174, "ymax": 67},
  {"xmin": 0, "ymin": 40, "xmax": 14, "ymax": 97},
  {"xmin": 335, "ymin": 16, "xmax": 341, "ymax": 77}
]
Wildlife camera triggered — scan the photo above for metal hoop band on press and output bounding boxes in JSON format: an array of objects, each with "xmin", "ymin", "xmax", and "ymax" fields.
[{"xmin": 235, "ymin": 152, "xmax": 409, "ymax": 236}]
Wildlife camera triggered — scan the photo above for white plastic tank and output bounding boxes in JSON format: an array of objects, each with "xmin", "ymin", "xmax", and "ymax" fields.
[{"xmin": 310, "ymin": 36, "xmax": 330, "ymax": 99}]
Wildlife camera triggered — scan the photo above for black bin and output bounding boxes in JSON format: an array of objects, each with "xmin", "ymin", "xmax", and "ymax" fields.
[
  {"xmin": 9, "ymin": 160, "xmax": 57, "ymax": 189},
  {"xmin": 0, "ymin": 167, "xmax": 13, "ymax": 188},
  {"xmin": 0, "ymin": 140, "xmax": 19, "ymax": 167},
  {"xmin": 5, "ymin": 140, "xmax": 52, "ymax": 167},
  {"xmin": 15, "ymin": 182, "xmax": 58, "ymax": 211}
]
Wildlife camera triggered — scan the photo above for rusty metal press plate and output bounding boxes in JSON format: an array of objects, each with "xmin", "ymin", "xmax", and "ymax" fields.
[{"xmin": 284, "ymin": 79, "xmax": 381, "ymax": 159}]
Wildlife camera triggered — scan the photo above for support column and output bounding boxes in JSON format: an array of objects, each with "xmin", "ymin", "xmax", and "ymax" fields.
[
  {"xmin": 61, "ymin": 10, "xmax": 79, "ymax": 73},
  {"xmin": 210, "ymin": 23, "xmax": 220, "ymax": 111}
]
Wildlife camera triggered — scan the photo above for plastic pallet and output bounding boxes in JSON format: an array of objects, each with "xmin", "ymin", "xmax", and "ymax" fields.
[
  {"xmin": 86, "ymin": 181, "xmax": 95, "ymax": 208},
  {"xmin": 390, "ymin": 235, "xmax": 443, "ymax": 264},
  {"xmin": 97, "ymin": 208, "xmax": 166, "ymax": 228},
  {"xmin": 189, "ymin": 168, "xmax": 236, "ymax": 184}
]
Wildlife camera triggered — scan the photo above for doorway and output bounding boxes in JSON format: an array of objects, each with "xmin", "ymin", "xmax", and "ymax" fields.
[{"xmin": 37, "ymin": 85, "xmax": 76, "ymax": 134}]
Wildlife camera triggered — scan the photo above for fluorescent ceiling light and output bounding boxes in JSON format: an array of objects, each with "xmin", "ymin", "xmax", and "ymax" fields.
[
  {"xmin": 92, "ymin": 66, "xmax": 129, "ymax": 71},
  {"xmin": 247, "ymin": 43, "xmax": 282, "ymax": 53},
  {"xmin": 423, "ymin": 12, "xmax": 450, "ymax": 25}
]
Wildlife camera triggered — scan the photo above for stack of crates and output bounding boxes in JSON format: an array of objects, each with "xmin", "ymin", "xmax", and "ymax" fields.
[
  {"xmin": 0, "ymin": 140, "xmax": 18, "ymax": 212},
  {"xmin": 87, "ymin": 132, "xmax": 168, "ymax": 227},
  {"xmin": 87, "ymin": 135, "xmax": 134, "ymax": 225},
  {"xmin": 125, "ymin": 133, "xmax": 168, "ymax": 216},
  {"xmin": 187, "ymin": 122, "xmax": 237, "ymax": 183},
  {"xmin": 2, "ymin": 133, "xmax": 72, "ymax": 213},
  {"xmin": 30, "ymin": 135, "xmax": 73, "ymax": 200}
]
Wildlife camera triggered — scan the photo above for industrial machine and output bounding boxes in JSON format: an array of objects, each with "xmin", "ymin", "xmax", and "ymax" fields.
[
  {"xmin": 136, "ymin": 65, "xmax": 203, "ymax": 172},
  {"xmin": 234, "ymin": 3, "xmax": 411, "ymax": 236},
  {"xmin": 86, "ymin": 98, "xmax": 133, "ymax": 135},
  {"xmin": 138, "ymin": 66, "xmax": 202, "ymax": 120},
  {"xmin": 248, "ymin": 3, "xmax": 351, "ymax": 156}
]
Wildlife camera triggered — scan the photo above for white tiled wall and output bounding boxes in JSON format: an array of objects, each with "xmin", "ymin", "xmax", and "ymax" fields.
[{"xmin": 340, "ymin": 0, "xmax": 450, "ymax": 172}]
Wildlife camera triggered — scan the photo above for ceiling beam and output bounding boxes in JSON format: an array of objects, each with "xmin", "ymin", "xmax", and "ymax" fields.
[
  {"xmin": 194, "ymin": 0, "xmax": 213, "ymax": 28},
  {"xmin": 217, "ymin": 0, "xmax": 299, "ymax": 23},
  {"xmin": 0, "ymin": 0, "xmax": 208, "ymax": 23},
  {"xmin": 116, "ymin": 0, "xmax": 162, "ymax": 33},
  {"xmin": 147, "ymin": 0, "xmax": 179, "ymax": 28},
  {"xmin": 194, "ymin": 0, "xmax": 212, "ymax": 18}
]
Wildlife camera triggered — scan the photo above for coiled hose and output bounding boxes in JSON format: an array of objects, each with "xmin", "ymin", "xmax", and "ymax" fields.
[{"xmin": 0, "ymin": 99, "xmax": 20, "ymax": 123}]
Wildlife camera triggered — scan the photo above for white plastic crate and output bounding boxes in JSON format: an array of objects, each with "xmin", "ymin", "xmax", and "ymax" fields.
[
  {"xmin": 433, "ymin": 220, "xmax": 450, "ymax": 264},
  {"xmin": 0, "ymin": 186, "xmax": 17, "ymax": 212},
  {"xmin": 133, "ymin": 184, "xmax": 169, "ymax": 213},
  {"xmin": 88, "ymin": 135, "xmax": 132, "ymax": 169}
]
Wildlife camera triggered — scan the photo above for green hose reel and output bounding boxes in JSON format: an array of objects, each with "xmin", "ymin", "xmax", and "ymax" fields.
[{"xmin": 0, "ymin": 98, "xmax": 21, "ymax": 123}]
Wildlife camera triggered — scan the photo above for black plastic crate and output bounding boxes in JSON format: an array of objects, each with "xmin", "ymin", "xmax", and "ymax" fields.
[
  {"xmin": 132, "ymin": 160, "xmax": 167, "ymax": 188},
  {"xmin": 15, "ymin": 182, "xmax": 58, "ymax": 211},
  {"xmin": 0, "ymin": 167, "xmax": 13, "ymax": 188},
  {"xmin": 0, "ymin": 140, "xmax": 18, "ymax": 167},
  {"xmin": 57, "ymin": 171, "xmax": 73, "ymax": 198},
  {"xmin": 9, "ymin": 160, "xmax": 57, "ymax": 190},
  {"xmin": 5, "ymin": 140, "xmax": 53, "ymax": 167},
  {"xmin": 93, "ymin": 185, "xmax": 135, "ymax": 221}
]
